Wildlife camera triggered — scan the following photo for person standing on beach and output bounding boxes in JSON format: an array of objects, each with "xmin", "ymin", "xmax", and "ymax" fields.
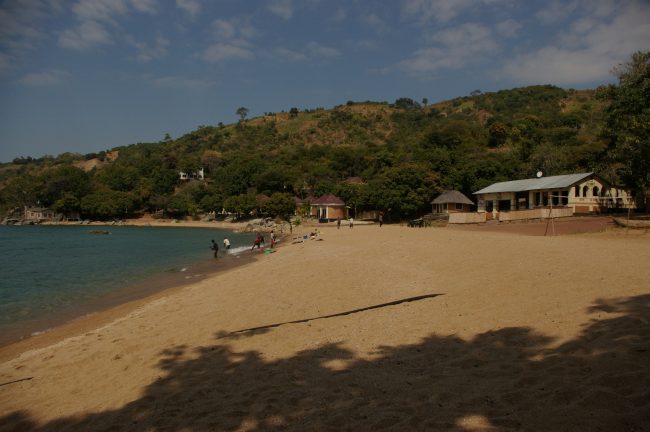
[
  {"xmin": 378, "ymin": 212, "xmax": 383, "ymax": 227},
  {"xmin": 349, "ymin": 217, "xmax": 354, "ymax": 228},
  {"xmin": 210, "ymin": 239, "xmax": 219, "ymax": 259},
  {"xmin": 223, "ymin": 237, "xmax": 231, "ymax": 250},
  {"xmin": 270, "ymin": 230, "xmax": 276, "ymax": 248},
  {"xmin": 337, "ymin": 218, "xmax": 341, "ymax": 229},
  {"xmin": 251, "ymin": 233, "xmax": 262, "ymax": 250}
]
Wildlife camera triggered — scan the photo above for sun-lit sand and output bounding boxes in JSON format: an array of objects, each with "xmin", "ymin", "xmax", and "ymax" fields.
[{"xmin": 1, "ymin": 222, "xmax": 649, "ymax": 431}]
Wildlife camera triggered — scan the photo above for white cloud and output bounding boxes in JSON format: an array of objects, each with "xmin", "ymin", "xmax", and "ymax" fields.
[
  {"xmin": 58, "ymin": 20, "xmax": 112, "ymax": 50},
  {"xmin": 267, "ymin": 0, "xmax": 293, "ymax": 20},
  {"xmin": 306, "ymin": 42, "xmax": 341, "ymax": 59},
  {"xmin": 0, "ymin": 0, "xmax": 62, "ymax": 71},
  {"xmin": 535, "ymin": 0, "xmax": 579, "ymax": 24},
  {"xmin": 331, "ymin": 8, "xmax": 347, "ymax": 22},
  {"xmin": 58, "ymin": 0, "xmax": 159, "ymax": 51},
  {"xmin": 212, "ymin": 17, "xmax": 255, "ymax": 40},
  {"xmin": 71, "ymin": 0, "xmax": 128, "ymax": 23},
  {"xmin": 127, "ymin": 34, "xmax": 169, "ymax": 61},
  {"xmin": 362, "ymin": 13, "xmax": 388, "ymax": 33},
  {"xmin": 212, "ymin": 19, "xmax": 236, "ymax": 39},
  {"xmin": 0, "ymin": 52, "xmax": 13, "ymax": 72},
  {"xmin": 176, "ymin": 0, "xmax": 200, "ymax": 17},
  {"xmin": 400, "ymin": 23, "xmax": 498, "ymax": 74},
  {"xmin": 495, "ymin": 19, "xmax": 522, "ymax": 38},
  {"xmin": 0, "ymin": 6, "xmax": 45, "ymax": 46},
  {"xmin": 201, "ymin": 16, "xmax": 256, "ymax": 63},
  {"xmin": 150, "ymin": 75, "xmax": 215, "ymax": 90},
  {"xmin": 273, "ymin": 47, "xmax": 307, "ymax": 62},
  {"xmin": 357, "ymin": 39, "xmax": 379, "ymax": 51},
  {"xmin": 131, "ymin": 0, "xmax": 157, "ymax": 14},
  {"xmin": 504, "ymin": 0, "xmax": 650, "ymax": 84},
  {"xmin": 402, "ymin": 0, "xmax": 509, "ymax": 24},
  {"xmin": 18, "ymin": 69, "xmax": 70, "ymax": 86},
  {"xmin": 203, "ymin": 43, "xmax": 254, "ymax": 62},
  {"xmin": 502, "ymin": 48, "xmax": 616, "ymax": 84}
]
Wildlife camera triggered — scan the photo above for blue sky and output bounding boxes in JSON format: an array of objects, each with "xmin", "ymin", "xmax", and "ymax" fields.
[{"xmin": 0, "ymin": 0, "xmax": 648, "ymax": 162}]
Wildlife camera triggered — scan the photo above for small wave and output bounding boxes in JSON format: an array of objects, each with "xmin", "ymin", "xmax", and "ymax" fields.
[
  {"xmin": 227, "ymin": 245, "xmax": 252, "ymax": 255},
  {"xmin": 31, "ymin": 329, "xmax": 50, "ymax": 337},
  {"xmin": 165, "ymin": 267, "xmax": 188, "ymax": 273}
]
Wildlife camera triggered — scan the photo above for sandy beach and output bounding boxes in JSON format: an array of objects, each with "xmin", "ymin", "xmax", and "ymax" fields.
[{"xmin": 1, "ymin": 221, "xmax": 649, "ymax": 431}]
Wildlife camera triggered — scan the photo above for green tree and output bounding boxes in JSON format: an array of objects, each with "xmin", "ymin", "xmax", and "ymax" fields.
[
  {"xmin": 167, "ymin": 194, "xmax": 197, "ymax": 217},
  {"xmin": 52, "ymin": 193, "xmax": 81, "ymax": 216},
  {"xmin": 601, "ymin": 51, "xmax": 650, "ymax": 209},
  {"xmin": 262, "ymin": 192, "xmax": 296, "ymax": 220},
  {"xmin": 95, "ymin": 164, "xmax": 139, "ymax": 192},
  {"xmin": 80, "ymin": 190, "xmax": 136, "ymax": 220},
  {"xmin": 236, "ymin": 107, "xmax": 249, "ymax": 122},
  {"xmin": 365, "ymin": 164, "xmax": 440, "ymax": 219},
  {"xmin": 223, "ymin": 193, "xmax": 256, "ymax": 219},
  {"xmin": 0, "ymin": 175, "xmax": 39, "ymax": 211},
  {"xmin": 38, "ymin": 166, "xmax": 90, "ymax": 206}
]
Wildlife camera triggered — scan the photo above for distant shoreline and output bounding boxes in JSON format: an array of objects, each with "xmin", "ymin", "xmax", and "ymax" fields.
[{"xmin": 42, "ymin": 218, "xmax": 255, "ymax": 231}]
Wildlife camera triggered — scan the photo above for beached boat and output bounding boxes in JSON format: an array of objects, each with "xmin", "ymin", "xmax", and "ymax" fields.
[{"xmin": 613, "ymin": 217, "xmax": 650, "ymax": 229}]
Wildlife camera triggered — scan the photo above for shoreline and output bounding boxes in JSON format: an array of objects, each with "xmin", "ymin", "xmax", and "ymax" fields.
[
  {"xmin": 0, "ymin": 252, "xmax": 258, "ymax": 359},
  {"xmin": 0, "ymin": 221, "xmax": 289, "ymax": 362},
  {"xmin": 42, "ymin": 217, "xmax": 277, "ymax": 232}
]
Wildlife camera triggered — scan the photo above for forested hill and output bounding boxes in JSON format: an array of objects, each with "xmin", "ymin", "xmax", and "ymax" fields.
[{"xmin": 0, "ymin": 85, "xmax": 614, "ymax": 220}]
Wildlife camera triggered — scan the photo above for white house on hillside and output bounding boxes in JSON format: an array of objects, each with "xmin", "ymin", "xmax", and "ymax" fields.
[{"xmin": 179, "ymin": 168, "xmax": 205, "ymax": 181}]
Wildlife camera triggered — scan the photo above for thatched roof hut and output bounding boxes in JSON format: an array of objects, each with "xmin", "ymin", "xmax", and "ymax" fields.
[{"xmin": 431, "ymin": 191, "xmax": 474, "ymax": 213}]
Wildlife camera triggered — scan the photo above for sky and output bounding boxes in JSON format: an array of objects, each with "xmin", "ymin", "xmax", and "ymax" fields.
[{"xmin": 0, "ymin": 0, "xmax": 648, "ymax": 162}]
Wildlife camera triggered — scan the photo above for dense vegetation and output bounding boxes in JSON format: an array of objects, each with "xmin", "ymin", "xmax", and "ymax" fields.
[{"xmin": 1, "ymin": 52, "xmax": 647, "ymax": 221}]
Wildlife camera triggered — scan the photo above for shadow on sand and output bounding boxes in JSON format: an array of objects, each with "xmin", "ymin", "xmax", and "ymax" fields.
[{"xmin": 1, "ymin": 294, "xmax": 649, "ymax": 431}]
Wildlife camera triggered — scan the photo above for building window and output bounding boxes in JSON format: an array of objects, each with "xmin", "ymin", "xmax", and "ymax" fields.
[
  {"xmin": 583, "ymin": 186, "xmax": 589, "ymax": 197},
  {"xmin": 593, "ymin": 186, "xmax": 600, "ymax": 197},
  {"xmin": 575, "ymin": 185, "xmax": 580, "ymax": 197},
  {"xmin": 561, "ymin": 190, "xmax": 569, "ymax": 205},
  {"xmin": 455, "ymin": 203, "xmax": 463, "ymax": 210}
]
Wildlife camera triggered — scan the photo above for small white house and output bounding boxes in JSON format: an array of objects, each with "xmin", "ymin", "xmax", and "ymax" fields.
[
  {"xmin": 179, "ymin": 168, "xmax": 205, "ymax": 181},
  {"xmin": 24, "ymin": 206, "xmax": 56, "ymax": 221}
]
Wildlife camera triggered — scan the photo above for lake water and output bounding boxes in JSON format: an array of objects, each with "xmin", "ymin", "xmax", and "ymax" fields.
[{"xmin": 0, "ymin": 225, "xmax": 256, "ymax": 345}]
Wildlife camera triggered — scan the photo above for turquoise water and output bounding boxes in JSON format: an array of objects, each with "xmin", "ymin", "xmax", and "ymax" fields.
[{"xmin": 0, "ymin": 225, "xmax": 255, "ymax": 344}]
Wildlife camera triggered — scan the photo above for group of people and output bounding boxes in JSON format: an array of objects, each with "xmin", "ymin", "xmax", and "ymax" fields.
[
  {"xmin": 210, "ymin": 237, "xmax": 231, "ymax": 260},
  {"xmin": 335, "ymin": 212, "xmax": 383, "ymax": 229},
  {"xmin": 213, "ymin": 212, "xmax": 386, "ymax": 259},
  {"xmin": 251, "ymin": 230, "xmax": 276, "ymax": 251},
  {"xmin": 212, "ymin": 230, "xmax": 279, "ymax": 260},
  {"xmin": 336, "ymin": 217, "xmax": 354, "ymax": 229}
]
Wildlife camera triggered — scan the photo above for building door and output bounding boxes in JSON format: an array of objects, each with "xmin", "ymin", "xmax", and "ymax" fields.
[{"xmin": 515, "ymin": 192, "xmax": 528, "ymax": 210}]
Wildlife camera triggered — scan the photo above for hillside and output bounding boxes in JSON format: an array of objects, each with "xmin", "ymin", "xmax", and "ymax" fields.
[{"xmin": 0, "ymin": 85, "xmax": 615, "ymax": 220}]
